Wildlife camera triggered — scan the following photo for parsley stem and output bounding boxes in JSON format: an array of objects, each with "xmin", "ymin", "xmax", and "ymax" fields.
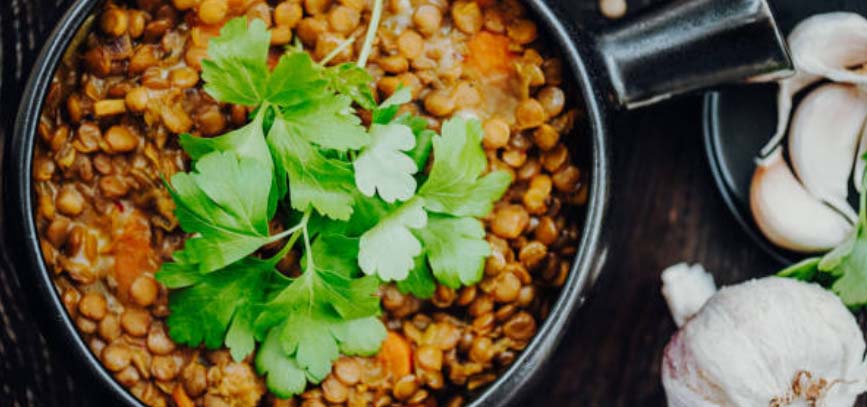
[
  {"xmin": 263, "ymin": 209, "xmax": 313, "ymax": 269},
  {"xmin": 269, "ymin": 219, "xmax": 306, "ymax": 243},
  {"xmin": 356, "ymin": 0, "xmax": 383, "ymax": 68},
  {"xmin": 271, "ymin": 224, "xmax": 304, "ymax": 263},
  {"xmin": 303, "ymin": 221, "xmax": 315, "ymax": 272},
  {"xmin": 320, "ymin": 36, "xmax": 358, "ymax": 66}
]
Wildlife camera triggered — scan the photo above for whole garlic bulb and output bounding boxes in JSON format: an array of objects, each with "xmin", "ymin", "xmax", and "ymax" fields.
[{"xmin": 661, "ymin": 271, "xmax": 867, "ymax": 407}]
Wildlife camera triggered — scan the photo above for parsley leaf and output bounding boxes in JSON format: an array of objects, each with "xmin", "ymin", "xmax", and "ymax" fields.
[
  {"xmin": 371, "ymin": 88, "xmax": 434, "ymax": 172},
  {"xmin": 329, "ymin": 316, "xmax": 387, "ymax": 356},
  {"xmin": 266, "ymin": 52, "xmax": 329, "ymax": 107},
  {"xmin": 254, "ymin": 233, "xmax": 384, "ymax": 389},
  {"xmin": 278, "ymin": 95, "xmax": 367, "ymax": 151},
  {"xmin": 267, "ymin": 115, "xmax": 357, "ymax": 220},
  {"xmin": 304, "ymin": 234, "xmax": 381, "ymax": 318},
  {"xmin": 256, "ymin": 313, "xmax": 385, "ymax": 396},
  {"xmin": 353, "ymin": 123, "xmax": 418, "ymax": 203},
  {"xmin": 829, "ymin": 238, "xmax": 867, "ymax": 306},
  {"xmin": 256, "ymin": 326, "xmax": 307, "ymax": 398},
  {"xmin": 415, "ymin": 215, "xmax": 490, "ymax": 288},
  {"xmin": 179, "ymin": 112, "xmax": 269, "ymax": 162},
  {"xmin": 358, "ymin": 198, "xmax": 427, "ymax": 281},
  {"xmin": 396, "ymin": 255, "xmax": 436, "ymax": 299},
  {"xmin": 178, "ymin": 109, "xmax": 283, "ymax": 213},
  {"xmin": 167, "ymin": 152, "xmax": 286, "ymax": 272},
  {"xmin": 160, "ymin": 255, "xmax": 274, "ymax": 359},
  {"xmin": 324, "ymin": 63, "xmax": 377, "ymax": 109},
  {"xmin": 778, "ymin": 257, "xmax": 820, "ymax": 281},
  {"xmin": 394, "ymin": 114, "xmax": 435, "ymax": 171},
  {"xmin": 354, "ymin": 118, "xmax": 507, "ymax": 285},
  {"xmin": 201, "ymin": 18, "xmax": 270, "ymax": 106},
  {"xmin": 372, "ymin": 87, "xmax": 412, "ymax": 124},
  {"xmin": 419, "ymin": 117, "xmax": 512, "ymax": 217}
]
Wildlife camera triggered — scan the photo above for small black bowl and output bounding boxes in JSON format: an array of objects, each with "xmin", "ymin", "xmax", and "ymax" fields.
[
  {"xmin": 2, "ymin": 0, "xmax": 790, "ymax": 405},
  {"xmin": 704, "ymin": 0, "xmax": 867, "ymax": 266}
]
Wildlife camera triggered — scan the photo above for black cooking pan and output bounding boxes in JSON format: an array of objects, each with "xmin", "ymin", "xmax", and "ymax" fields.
[{"xmin": 2, "ymin": 0, "xmax": 791, "ymax": 406}]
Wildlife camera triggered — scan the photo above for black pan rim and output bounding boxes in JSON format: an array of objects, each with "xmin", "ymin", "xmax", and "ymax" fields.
[
  {"xmin": 702, "ymin": 91, "xmax": 793, "ymax": 266},
  {"xmin": 4, "ymin": 0, "xmax": 611, "ymax": 406}
]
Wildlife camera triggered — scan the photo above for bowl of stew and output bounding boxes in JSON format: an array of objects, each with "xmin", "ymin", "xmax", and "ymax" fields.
[{"xmin": 3, "ymin": 0, "xmax": 792, "ymax": 406}]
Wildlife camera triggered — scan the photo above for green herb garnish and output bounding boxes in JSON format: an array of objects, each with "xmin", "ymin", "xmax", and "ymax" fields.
[
  {"xmin": 156, "ymin": 12, "xmax": 511, "ymax": 398},
  {"xmin": 779, "ymin": 157, "xmax": 867, "ymax": 308}
]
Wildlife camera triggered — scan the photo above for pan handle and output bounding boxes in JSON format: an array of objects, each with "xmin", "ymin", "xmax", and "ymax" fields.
[{"xmin": 593, "ymin": 0, "xmax": 792, "ymax": 109}]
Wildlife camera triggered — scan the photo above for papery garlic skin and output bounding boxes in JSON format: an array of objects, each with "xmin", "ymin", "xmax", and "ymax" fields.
[
  {"xmin": 661, "ymin": 263, "xmax": 716, "ymax": 327},
  {"xmin": 762, "ymin": 12, "xmax": 867, "ymax": 157},
  {"xmin": 662, "ymin": 277, "xmax": 867, "ymax": 407}
]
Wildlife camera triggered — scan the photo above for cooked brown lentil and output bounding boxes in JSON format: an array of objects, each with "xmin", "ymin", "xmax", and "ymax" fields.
[{"xmin": 34, "ymin": 0, "xmax": 588, "ymax": 406}]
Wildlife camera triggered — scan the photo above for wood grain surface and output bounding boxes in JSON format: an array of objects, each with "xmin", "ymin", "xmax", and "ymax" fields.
[{"xmin": 1, "ymin": 1, "xmax": 862, "ymax": 406}]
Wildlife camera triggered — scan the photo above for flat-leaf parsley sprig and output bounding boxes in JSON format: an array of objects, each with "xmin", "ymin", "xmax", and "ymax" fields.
[{"xmin": 156, "ymin": 11, "xmax": 511, "ymax": 398}]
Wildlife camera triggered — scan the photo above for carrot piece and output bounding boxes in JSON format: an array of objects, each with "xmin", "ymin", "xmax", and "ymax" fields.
[
  {"xmin": 378, "ymin": 332, "xmax": 413, "ymax": 379},
  {"xmin": 172, "ymin": 385, "xmax": 195, "ymax": 407},
  {"xmin": 476, "ymin": 0, "xmax": 496, "ymax": 7},
  {"xmin": 112, "ymin": 210, "xmax": 156, "ymax": 302},
  {"xmin": 466, "ymin": 32, "xmax": 515, "ymax": 75}
]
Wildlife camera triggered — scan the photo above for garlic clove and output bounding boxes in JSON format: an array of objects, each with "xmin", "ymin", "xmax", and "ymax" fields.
[
  {"xmin": 662, "ymin": 276, "xmax": 867, "ymax": 407},
  {"xmin": 788, "ymin": 13, "xmax": 867, "ymax": 83},
  {"xmin": 750, "ymin": 147, "xmax": 853, "ymax": 252},
  {"xmin": 661, "ymin": 263, "xmax": 717, "ymax": 328},
  {"xmin": 760, "ymin": 12, "xmax": 867, "ymax": 156},
  {"xmin": 787, "ymin": 83, "xmax": 866, "ymax": 222}
]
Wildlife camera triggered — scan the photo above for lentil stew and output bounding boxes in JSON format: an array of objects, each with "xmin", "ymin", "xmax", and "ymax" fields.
[{"xmin": 30, "ymin": 0, "xmax": 590, "ymax": 406}]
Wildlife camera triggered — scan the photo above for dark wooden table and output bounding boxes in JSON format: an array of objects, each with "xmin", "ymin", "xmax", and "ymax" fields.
[{"xmin": 0, "ymin": 0, "xmax": 830, "ymax": 406}]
